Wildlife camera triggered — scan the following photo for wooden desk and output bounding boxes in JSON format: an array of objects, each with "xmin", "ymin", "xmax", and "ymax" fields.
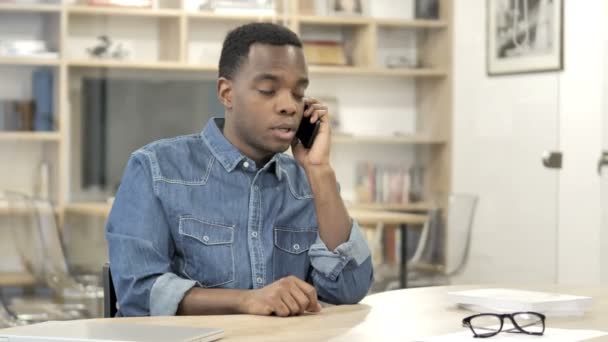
[
  {"xmin": 0, "ymin": 272, "xmax": 36, "ymax": 287},
  {"xmin": 6, "ymin": 285, "xmax": 604, "ymax": 341},
  {"xmin": 348, "ymin": 208, "xmax": 428, "ymax": 226},
  {"xmin": 349, "ymin": 209, "xmax": 428, "ymax": 288}
]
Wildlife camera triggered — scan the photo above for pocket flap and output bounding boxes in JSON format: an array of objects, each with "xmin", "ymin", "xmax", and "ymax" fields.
[
  {"xmin": 274, "ymin": 228, "xmax": 317, "ymax": 255},
  {"xmin": 179, "ymin": 217, "xmax": 234, "ymax": 245}
]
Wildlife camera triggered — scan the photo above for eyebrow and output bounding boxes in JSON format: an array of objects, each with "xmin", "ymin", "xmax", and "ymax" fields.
[{"xmin": 253, "ymin": 73, "xmax": 309, "ymax": 87}]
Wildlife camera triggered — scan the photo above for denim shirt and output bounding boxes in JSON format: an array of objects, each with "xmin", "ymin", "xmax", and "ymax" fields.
[{"xmin": 106, "ymin": 118, "xmax": 373, "ymax": 317}]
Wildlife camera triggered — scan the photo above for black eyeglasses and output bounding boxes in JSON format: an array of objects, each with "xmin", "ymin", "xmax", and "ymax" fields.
[{"xmin": 462, "ymin": 312, "xmax": 546, "ymax": 338}]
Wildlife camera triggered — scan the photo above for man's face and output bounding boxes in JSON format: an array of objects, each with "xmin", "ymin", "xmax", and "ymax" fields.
[{"xmin": 219, "ymin": 43, "xmax": 309, "ymax": 162}]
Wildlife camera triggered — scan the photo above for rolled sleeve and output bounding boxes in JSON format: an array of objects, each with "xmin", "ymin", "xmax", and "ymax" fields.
[
  {"xmin": 308, "ymin": 220, "xmax": 373, "ymax": 305},
  {"xmin": 150, "ymin": 273, "xmax": 197, "ymax": 316},
  {"xmin": 309, "ymin": 220, "xmax": 371, "ymax": 281}
]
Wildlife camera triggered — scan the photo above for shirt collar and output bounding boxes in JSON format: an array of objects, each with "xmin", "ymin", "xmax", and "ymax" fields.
[{"xmin": 201, "ymin": 117, "xmax": 284, "ymax": 180}]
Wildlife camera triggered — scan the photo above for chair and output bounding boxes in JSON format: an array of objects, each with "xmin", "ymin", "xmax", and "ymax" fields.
[
  {"xmin": 32, "ymin": 197, "xmax": 104, "ymax": 318},
  {"xmin": 381, "ymin": 193, "xmax": 478, "ymax": 289},
  {"xmin": 0, "ymin": 191, "xmax": 103, "ymax": 321},
  {"xmin": 408, "ymin": 193, "xmax": 478, "ymax": 284},
  {"xmin": 102, "ymin": 263, "xmax": 117, "ymax": 318}
]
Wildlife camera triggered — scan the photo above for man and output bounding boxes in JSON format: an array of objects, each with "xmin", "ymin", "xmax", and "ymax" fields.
[{"xmin": 106, "ymin": 22, "xmax": 373, "ymax": 317}]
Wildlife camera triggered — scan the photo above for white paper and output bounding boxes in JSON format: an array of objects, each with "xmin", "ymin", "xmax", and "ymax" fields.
[
  {"xmin": 415, "ymin": 328, "xmax": 608, "ymax": 342},
  {"xmin": 447, "ymin": 288, "xmax": 593, "ymax": 315}
]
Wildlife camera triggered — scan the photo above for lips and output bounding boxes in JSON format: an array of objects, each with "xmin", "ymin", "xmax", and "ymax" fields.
[{"xmin": 271, "ymin": 124, "xmax": 296, "ymax": 141}]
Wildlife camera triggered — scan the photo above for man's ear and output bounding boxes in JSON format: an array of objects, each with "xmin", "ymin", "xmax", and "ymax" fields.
[{"xmin": 217, "ymin": 77, "xmax": 233, "ymax": 109}]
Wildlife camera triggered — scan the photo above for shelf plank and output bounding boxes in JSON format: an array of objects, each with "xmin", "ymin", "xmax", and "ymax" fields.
[
  {"xmin": 374, "ymin": 18, "xmax": 447, "ymax": 29},
  {"xmin": 0, "ymin": 3, "xmax": 61, "ymax": 12},
  {"xmin": 188, "ymin": 10, "xmax": 280, "ymax": 21},
  {"xmin": 347, "ymin": 201, "xmax": 433, "ymax": 212},
  {"xmin": 67, "ymin": 60, "xmax": 446, "ymax": 78},
  {"xmin": 0, "ymin": 272, "xmax": 37, "ymax": 287},
  {"xmin": 333, "ymin": 134, "xmax": 446, "ymax": 144},
  {"xmin": 0, "ymin": 131, "xmax": 60, "ymax": 141},
  {"xmin": 298, "ymin": 15, "xmax": 370, "ymax": 26},
  {"xmin": 349, "ymin": 208, "xmax": 427, "ymax": 226},
  {"xmin": 67, "ymin": 5, "xmax": 181, "ymax": 17},
  {"xmin": 0, "ymin": 56, "xmax": 60, "ymax": 66},
  {"xmin": 309, "ymin": 65, "xmax": 447, "ymax": 77},
  {"xmin": 68, "ymin": 59, "xmax": 188, "ymax": 70},
  {"xmin": 63, "ymin": 202, "xmax": 112, "ymax": 217}
]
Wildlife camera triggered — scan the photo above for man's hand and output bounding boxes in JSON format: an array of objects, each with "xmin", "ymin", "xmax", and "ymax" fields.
[
  {"xmin": 292, "ymin": 97, "xmax": 331, "ymax": 169},
  {"xmin": 238, "ymin": 276, "xmax": 322, "ymax": 317}
]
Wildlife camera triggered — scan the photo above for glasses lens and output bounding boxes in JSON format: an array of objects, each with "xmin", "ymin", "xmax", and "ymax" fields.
[
  {"xmin": 513, "ymin": 312, "xmax": 544, "ymax": 334},
  {"xmin": 469, "ymin": 314, "xmax": 502, "ymax": 337}
]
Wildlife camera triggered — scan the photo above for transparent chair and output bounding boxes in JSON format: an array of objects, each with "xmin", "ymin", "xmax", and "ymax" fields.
[
  {"xmin": 32, "ymin": 197, "xmax": 104, "ymax": 317},
  {"xmin": 0, "ymin": 191, "xmax": 103, "ymax": 323},
  {"xmin": 381, "ymin": 193, "xmax": 478, "ymax": 290},
  {"xmin": 408, "ymin": 193, "xmax": 479, "ymax": 284}
]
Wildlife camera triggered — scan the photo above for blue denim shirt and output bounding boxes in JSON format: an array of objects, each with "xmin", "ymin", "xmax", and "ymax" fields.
[{"xmin": 106, "ymin": 118, "xmax": 373, "ymax": 317}]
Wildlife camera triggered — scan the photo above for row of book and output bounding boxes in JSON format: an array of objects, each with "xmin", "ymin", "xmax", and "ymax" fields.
[
  {"xmin": 0, "ymin": 100, "xmax": 35, "ymax": 131},
  {"xmin": 0, "ymin": 68, "xmax": 55, "ymax": 132},
  {"xmin": 354, "ymin": 162, "xmax": 425, "ymax": 204}
]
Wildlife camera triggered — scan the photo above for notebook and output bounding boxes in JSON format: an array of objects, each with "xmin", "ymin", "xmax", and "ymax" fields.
[{"xmin": 0, "ymin": 320, "xmax": 224, "ymax": 342}]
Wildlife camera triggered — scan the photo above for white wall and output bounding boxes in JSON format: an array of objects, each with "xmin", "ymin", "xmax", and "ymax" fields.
[
  {"xmin": 453, "ymin": 1, "xmax": 606, "ymax": 285},
  {"xmin": 452, "ymin": 1, "xmax": 560, "ymax": 284}
]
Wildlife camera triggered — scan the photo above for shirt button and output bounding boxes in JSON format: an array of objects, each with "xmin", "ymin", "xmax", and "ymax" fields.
[
  {"xmin": 251, "ymin": 231, "xmax": 258, "ymax": 238},
  {"xmin": 293, "ymin": 244, "xmax": 300, "ymax": 251},
  {"xmin": 243, "ymin": 161, "xmax": 249, "ymax": 169},
  {"xmin": 203, "ymin": 236, "xmax": 210, "ymax": 242},
  {"xmin": 256, "ymin": 277, "xmax": 263, "ymax": 284}
]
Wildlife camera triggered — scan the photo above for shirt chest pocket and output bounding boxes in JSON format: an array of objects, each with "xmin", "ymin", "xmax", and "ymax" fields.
[
  {"xmin": 178, "ymin": 217, "xmax": 235, "ymax": 288},
  {"xmin": 273, "ymin": 228, "xmax": 317, "ymax": 280}
]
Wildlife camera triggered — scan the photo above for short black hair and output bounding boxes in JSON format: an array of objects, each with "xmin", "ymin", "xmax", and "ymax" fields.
[{"xmin": 218, "ymin": 22, "xmax": 302, "ymax": 79}]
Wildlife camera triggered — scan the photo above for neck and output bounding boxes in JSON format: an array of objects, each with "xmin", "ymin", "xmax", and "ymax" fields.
[{"xmin": 221, "ymin": 119, "xmax": 272, "ymax": 167}]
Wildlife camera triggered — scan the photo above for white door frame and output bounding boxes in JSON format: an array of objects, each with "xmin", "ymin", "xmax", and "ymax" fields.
[{"xmin": 600, "ymin": 1, "xmax": 608, "ymax": 284}]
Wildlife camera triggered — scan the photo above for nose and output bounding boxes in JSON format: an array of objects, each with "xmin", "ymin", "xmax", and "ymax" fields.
[{"xmin": 275, "ymin": 90, "xmax": 297, "ymax": 116}]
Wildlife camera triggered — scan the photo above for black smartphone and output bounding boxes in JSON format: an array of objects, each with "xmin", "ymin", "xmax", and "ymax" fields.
[{"xmin": 296, "ymin": 105, "xmax": 321, "ymax": 149}]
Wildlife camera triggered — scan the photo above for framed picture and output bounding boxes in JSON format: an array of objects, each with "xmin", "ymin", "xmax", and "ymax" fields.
[
  {"xmin": 329, "ymin": 0, "xmax": 364, "ymax": 16},
  {"xmin": 487, "ymin": 0, "xmax": 563, "ymax": 75}
]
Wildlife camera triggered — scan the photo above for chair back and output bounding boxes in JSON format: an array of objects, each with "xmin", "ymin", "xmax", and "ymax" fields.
[{"xmin": 102, "ymin": 263, "xmax": 117, "ymax": 318}]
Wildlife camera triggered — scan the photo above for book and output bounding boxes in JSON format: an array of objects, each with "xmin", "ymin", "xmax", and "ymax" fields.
[
  {"xmin": 33, "ymin": 68, "xmax": 54, "ymax": 131},
  {"xmin": 448, "ymin": 288, "xmax": 594, "ymax": 317}
]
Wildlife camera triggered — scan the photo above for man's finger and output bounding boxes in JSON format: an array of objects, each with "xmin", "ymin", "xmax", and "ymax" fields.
[
  {"xmin": 281, "ymin": 292, "xmax": 300, "ymax": 316},
  {"xmin": 289, "ymin": 286, "xmax": 309, "ymax": 314},
  {"xmin": 292, "ymin": 278, "xmax": 321, "ymax": 312},
  {"xmin": 272, "ymin": 300, "xmax": 291, "ymax": 317}
]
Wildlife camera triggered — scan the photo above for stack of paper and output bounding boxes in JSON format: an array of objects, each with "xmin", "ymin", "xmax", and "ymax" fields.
[
  {"xmin": 447, "ymin": 288, "xmax": 593, "ymax": 317},
  {"xmin": 417, "ymin": 327, "xmax": 607, "ymax": 341}
]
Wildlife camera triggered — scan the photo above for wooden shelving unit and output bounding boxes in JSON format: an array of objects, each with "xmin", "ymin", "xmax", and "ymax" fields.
[
  {"xmin": 187, "ymin": 10, "xmax": 280, "ymax": 21},
  {"xmin": 0, "ymin": 0, "xmax": 452, "ymax": 217},
  {"xmin": 63, "ymin": 202, "xmax": 112, "ymax": 217},
  {"xmin": 348, "ymin": 201, "xmax": 433, "ymax": 212},
  {"xmin": 0, "ymin": 132, "xmax": 61, "ymax": 142},
  {"xmin": 67, "ymin": 5, "xmax": 181, "ymax": 17},
  {"xmin": 0, "ymin": 2, "xmax": 60, "ymax": 12},
  {"xmin": 0, "ymin": 56, "xmax": 60, "ymax": 66},
  {"xmin": 332, "ymin": 134, "xmax": 446, "ymax": 145}
]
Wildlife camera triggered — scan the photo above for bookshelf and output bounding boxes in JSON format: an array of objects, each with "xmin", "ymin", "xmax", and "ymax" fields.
[
  {"xmin": 0, "ymin": 132, "xmax": 61, "ymax": 141},
  {"xmin": 0, "ymin": 2, "xmax": 61, "ymax": 12},
  {"xmin": 0, "ymin": 0, "xmax": 452, "ymax": 218}
]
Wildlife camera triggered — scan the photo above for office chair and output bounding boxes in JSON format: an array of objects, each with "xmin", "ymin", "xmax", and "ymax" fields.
[
  {"xmin": 0, "ymin": 191, "xmax": 88, "ymax": 323},
  {"xmin": 409, "ymin": 193, "xmax": 479, "ymax": 282},
  {"xmin": 102, "ymin": 263, "xmax": 117, "ymax": 318},
  {"xmin": 382, "ymin": 193, "xmax": 478, "ymax": 289}
]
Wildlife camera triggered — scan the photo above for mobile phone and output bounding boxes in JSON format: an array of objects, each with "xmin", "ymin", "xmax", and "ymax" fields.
[{"xmin": 296, "ymin": 104, "xmax": 321, "ymax": 149}]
